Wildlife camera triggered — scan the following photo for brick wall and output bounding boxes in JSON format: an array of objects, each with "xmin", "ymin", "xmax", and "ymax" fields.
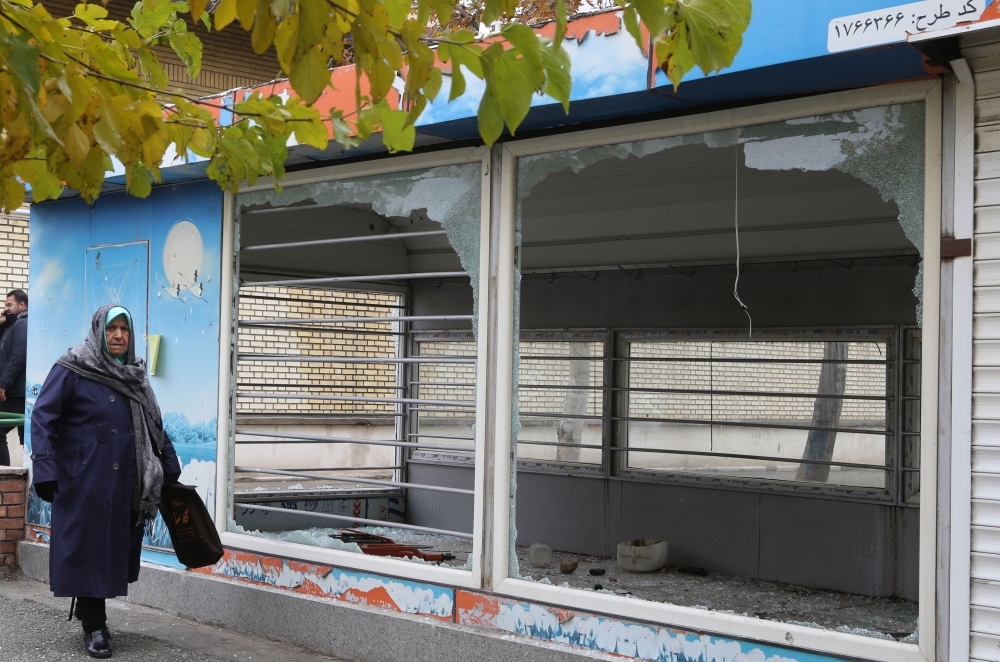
[
  {"xmin": 0, "ymin": 469, "xmax": 27, "ymax": 569},
  {"xmin": 0, "ymin": 213, "xmax": 29, "ymax": 294},
  {"xmin": 414, "ymin": 337, "xmax": 478, "ymax": 424},
  {"xmin": 237, "ymin": 286, "xmax": 400, "ymax": 415},
  {"xmin": 626, "ymin": 340, "xmax": 887, "ymax": 424}
]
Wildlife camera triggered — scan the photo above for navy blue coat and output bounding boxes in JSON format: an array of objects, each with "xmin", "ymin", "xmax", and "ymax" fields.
[
  {"xmin": 0, "ymin": 311, "xmax": 27, "ymax": 398},
  {"xmin": 30, "ymin": 365, "xmax": 181, "ymax": 598}
]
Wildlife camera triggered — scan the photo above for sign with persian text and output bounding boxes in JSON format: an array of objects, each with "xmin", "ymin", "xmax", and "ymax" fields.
[{"xmin": 828, "ymin": 0, "xmax": 986, "ymax": 52}]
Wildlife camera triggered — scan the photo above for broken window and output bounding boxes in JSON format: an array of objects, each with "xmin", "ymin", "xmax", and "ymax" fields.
[
  {"xmin": 508, "ymin": 103, "xmax": 924, "ymax": 639},
  {"xmin": 229, "ymin": 162, "xmax": 483, "ymax": 567}
]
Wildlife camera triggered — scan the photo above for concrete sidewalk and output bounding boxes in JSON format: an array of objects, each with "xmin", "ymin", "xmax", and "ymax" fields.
[{"xmin": 0, "ymin": 571, "xmax": 345, "ymax": 661}]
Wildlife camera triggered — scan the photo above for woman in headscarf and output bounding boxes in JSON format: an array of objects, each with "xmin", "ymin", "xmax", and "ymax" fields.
[{"xmin": 30, "ymin": 305, "xmax": 181, "ymax": 659}]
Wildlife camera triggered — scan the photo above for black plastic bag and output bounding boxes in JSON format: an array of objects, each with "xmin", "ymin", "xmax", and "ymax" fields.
[{"xmin": 159, "ymin": 483, "xmax": 224, "ymax": 569}]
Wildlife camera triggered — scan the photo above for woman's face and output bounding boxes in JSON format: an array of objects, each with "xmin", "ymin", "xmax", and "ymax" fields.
[{"xmin": 105, "ymin": 315, "xmax": 130, "ymax": 358}]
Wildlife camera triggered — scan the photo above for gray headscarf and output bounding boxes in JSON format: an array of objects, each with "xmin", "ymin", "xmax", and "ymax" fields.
[{"xmin": 56, "ymin": 304, "xmax": 165, "ymax": 524}]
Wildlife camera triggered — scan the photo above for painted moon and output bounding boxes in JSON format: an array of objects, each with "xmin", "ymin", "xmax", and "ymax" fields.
[{"xmin": 163, "ymin": 220, "xmax": 204, "ymax": 298}]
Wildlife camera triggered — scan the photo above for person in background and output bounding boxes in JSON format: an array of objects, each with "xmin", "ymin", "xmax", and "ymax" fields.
[
  {"xmin": 30, "ymin": 305, "xmax": 180, "ymax": 658},
  {"xmin": 0, "ymin": 289, "xmax": 28, "ymax": 465}
]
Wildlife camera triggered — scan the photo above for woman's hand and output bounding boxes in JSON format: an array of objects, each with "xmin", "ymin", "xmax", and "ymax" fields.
[{"xmin": 34, "ymin": 482, "xmax": 57, "ymax": 503}]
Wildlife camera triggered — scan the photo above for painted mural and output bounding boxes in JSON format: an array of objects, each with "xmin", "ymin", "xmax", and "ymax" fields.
[
  {"xmin": 25, "ymin": 180, "xmax": 223, "ymax": 555},
  {"xmin": 176, "ymin": 545, "xmax": 859, "ymax": 662},
  {"xmin": 455, "ymin": 592, "xmax": 852, "ymax": 662},
  {"xmin": 198, "ymin": 549, "xmax": 456, "ymax": 619}
]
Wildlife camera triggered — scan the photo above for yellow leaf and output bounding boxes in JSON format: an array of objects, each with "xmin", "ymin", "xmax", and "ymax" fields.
[
  {"xmin": 104, "ymin": 94, "xmax": 137, "ymax": 140},
  {"xmin": 39, "ymin": 93, "xmax": 68, "ymax": 124},
  {"xmin": 273, "ymin": 14, "xmax": 299, "ymax": 73},
  {"xmin": 189, "ymin": 0, "xmax": 208, "ymax": 22},
  {"xmin": 237, "ymin": 0, "xmax": 256, "ymax": 30},
  {"xmin": 215, "ymin": 0, "xmax": 238, "ymax": 29},
  {"xmin": 384, "ymin": 0, "xmax": 408, "ymax": 28},
  {"xmin": 251, "ymin": 0, "xmax": 276, "ymax": 54},
  {"xmin": 0, "ymin": 132, "xmax": 31, "ymax": 168},
  {"xmin": 74, "ymin": 3, "xmax": 108, "ymax": 20},
  {"xmin": 135, "ymin": 99, "xmax": 168, "ymax": 163},
  {"xmin": 289, "ymin": 47, "xmax": 329, "ymax": 104},
  {"xmin": 297, "ymin": 0, "xmax": 328, "ymax": 57},
  {"xmin": 64, "ymin": 123, "xmax": 91, "ymax": 165},
  {"xmin": 3, "ymin": 178, "xmax": 26, "ymax": 214},
  {"xmin": 142, "ymin": 124, "xmax": 168, "ymax": 164},
  {"xmin": 377, "ymin": 106, "xmax": 414, "ymax": 153},
  {"xmin": 57, "ymin": 71, "xmax": 92, "ymax": 122},
  {"xmin": 94, "ymin": 104, "xmax": 124, "ymax": 154},
  {"xmin": 74, "ymin": 2, "xmax": 116, "ymax": 29},
  {"xmin": 189, "ymin": 128, "xmax": 214, "ymax": 155},
  {"xmin": 291, "ymin": 115, "xmax": 328, "ymax": 149},
  {"xmin": 126, "ymin": 160, "xmax": 152, "ymax": 198}
]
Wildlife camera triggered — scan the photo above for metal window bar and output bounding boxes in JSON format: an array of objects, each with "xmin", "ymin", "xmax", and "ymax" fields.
[
  {"xmin": 248, "ymin": 271, "xmax": 468, "ymax": 288},
  {"xmin": 234, "ymin": 430, "xmax": 469, "ymax": 451},
  {"xmin": 234, "ymin": 504, "xmax": 473, "ymax": 540},
  {"xmin": 237, "ymin": 355, "xmax": 476, "ymax": 364},
  {"xmin": 410, "ymin": 381, "xmax": 478, "ymax": 388},
  {"xmin": 242, "ymin": 230, "xmax": 449, "ymax": 252},
  {"xmin": 250, "ymin": 466, "xmax": 404, "ymax": 472},
  {"xmin": 609, "ymin": 446, "xmax": 888, "ymax": 470},
  {"xmin": 898, "ymin": 327, "xmax": 921, "ymax": 504},
  {"xmin": 516, "ymin": 439, "xmax": 604, "ymax": 450},
  {"xmin": 518, "ymin": 384, "xmax": 604, "ymax": 390},
  {"xmin": 236, "ymin": 324, "xmax": 407, "ymax": 336},
  {"xmin": 407, "ymin": 433, "xmax": 475, "ymax": 441},
  {"xmin": 235, "ymin": 467, "xmax": 474, "ymax": 495},
  {"xmin": 238, "ymin": 294, "xmax": 406, "ymax": 309},
  {"xmin": 238, "ymin": 383, "xmax": 406, "ymax": 391},
  {"xmin": 613, "ymin": 416, "xmax": 890, "ymax": 436},
  {"xmin": 610, "ymin": 386, "xmax": 889, "ymax": 400},
  {"xmin": 236, "ymin": 393, "xmax": 476, "ymax": 407},
  {"xmin": 608, "ymin": 356, "xmax": 889, "ymax": 364},
  {"xmin": 240, "ymin": 315, "xmax": 473, "ymax": 326}
]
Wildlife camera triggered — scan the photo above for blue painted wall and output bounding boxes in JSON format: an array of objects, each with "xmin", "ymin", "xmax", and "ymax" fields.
[{"xmin": 25, "ymin": 180, "xmax": 223, "ymax": 553}]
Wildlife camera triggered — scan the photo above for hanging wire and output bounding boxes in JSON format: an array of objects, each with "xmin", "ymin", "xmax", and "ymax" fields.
[{"xmin": 733, "ymin": 145, "xmax": 752, "ymax": 338}]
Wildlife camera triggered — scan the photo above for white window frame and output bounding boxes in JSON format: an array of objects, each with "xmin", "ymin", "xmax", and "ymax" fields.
[
  {"xmin": 490, "ymin": 80, "xmax": 942, "ymax": 662},
  {"xmin": 215, "ymin": 146, "xmax": 492, "ymax": 590},
  {"xmin": 211, "ymin": 79, "xmax": 945, "ymax": 662}
]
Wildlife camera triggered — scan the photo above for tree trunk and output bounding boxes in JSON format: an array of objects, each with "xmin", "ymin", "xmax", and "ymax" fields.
[
  {"xmin": 556, "ymin": 343, "xmax": 590, "ymax": 463},
  {"xmin": 795, "ymin": 342, "xmax": 848, "ymax": 483}
]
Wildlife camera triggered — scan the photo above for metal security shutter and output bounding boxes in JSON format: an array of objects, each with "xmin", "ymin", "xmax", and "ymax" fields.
[{"xmin": 966, "ymin": 30, "xmax": 1000, "ymax": 661}]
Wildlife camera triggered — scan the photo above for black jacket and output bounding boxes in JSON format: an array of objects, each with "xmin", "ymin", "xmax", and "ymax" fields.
[{"xmin": 0, "ymin": 311, "xmax": 27, "ymax": 398}]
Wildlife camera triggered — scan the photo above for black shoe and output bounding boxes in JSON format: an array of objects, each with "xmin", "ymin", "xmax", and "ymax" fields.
[{"xmin": 83, "ymin": 628, "xmax": 112, "ymax": 658}]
